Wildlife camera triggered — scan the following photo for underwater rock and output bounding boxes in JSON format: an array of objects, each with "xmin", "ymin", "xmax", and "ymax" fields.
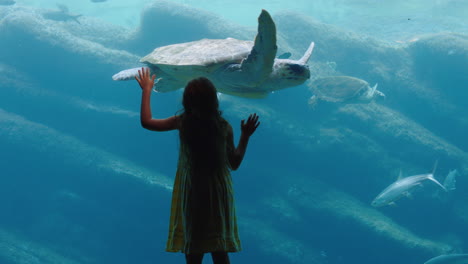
[
  {"xmin": 0, "ymin": 0, "xmax": 15, "ymax": 6},
  {"xmin": 223, "ymin": 96, "xmax": 468, "ymax": 182},
  {"xmin": 273, "ymin": 10, "xmax": 407, "ymax": 82},
  {"xmin": 223, "ymin": 97, "xmax": 468, "ymax": 248},
  {"xmin": 0, "ymin": 7, "xmax": 139, "ymax": 96},
  {"xmin": 0, "ymin": 107, "xmax": 175, "ymax": 263},
  {"xmin": 125, "ymin": 0, "xmax": 254, "ymax": 55},
  {"xmin": 284, "ymin": 176, "xmax": 453, "ymax": 260},
  {"xmin": 329, "ymin": 102, "xmax": 468, "ymax": 233},
  {"xmin": 242, "ymin": 164, "xmax": 453, "ymax": 263},
  {"xmin": 0, "ymin": 9, "xmax": 137, "ymax": 68},
  {"xmin": 57, "ymin": 14, "xmax": 132, "ymax": 50},
  {"xmin": 424, "ymin": 254, "xmax": 468, "ymax": 264},
  {"xmin": 1, "ymin": 5, "xmax": 130, "ymax": 49},
  {"xmin": 0, "ymin": 109, "xmax": 172, "ymax": 190},
  {"xmin": 394, "ymin": 33, "xmax": 468, "ymax": 153},
  {"xmin": 333, "ymin": 104, "xmax": 468, "ymax": 170},
  {"xmin": 0, "ymin": 95, "xmax": 325, "ymax": 264},
  {"xmin": 408, "ymin": 33, "xmax": 468, "ymax": 107},
  {"xmin": 0, "ymin": 63, "xmax": 31, "ymax": 89},
  {"xmin": 239, "ymin": 217, "xmax": 327, "ymax": 264},
  {"xmin": 0, "ymin": 228, "xmax": 82, "ymax": 263},
  {"xmin": 316, "ymin": 102, "xmax": 468, "ymax": 207},
  {"xmin": 274, "ymin": 10, "xmax": 468, "ymax": 156}
]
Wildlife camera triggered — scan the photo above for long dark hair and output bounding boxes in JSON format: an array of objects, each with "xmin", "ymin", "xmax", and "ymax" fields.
[{"xmin": 178, "ymin": 77, "xmax": 226, "ymax": 176}]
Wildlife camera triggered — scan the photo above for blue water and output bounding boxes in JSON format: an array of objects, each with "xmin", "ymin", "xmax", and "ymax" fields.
[{"xmin": 1, "ymin": 0, "xmax": 468, "ymax": 264}]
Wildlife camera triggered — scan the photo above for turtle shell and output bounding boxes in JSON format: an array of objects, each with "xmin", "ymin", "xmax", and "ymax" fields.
[
  {"xmin": 140, "ymin": 38, "xmax": 254, "ymax": 76},
  {"xmin": 310, "ymin": 76, "xmax": 369, "ymax": 103}
]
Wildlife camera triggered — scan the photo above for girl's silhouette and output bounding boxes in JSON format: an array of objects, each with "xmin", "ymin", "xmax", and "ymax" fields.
[{"xmin": 136, "ymin": 68, "xmax": 260, "ymax": 264}]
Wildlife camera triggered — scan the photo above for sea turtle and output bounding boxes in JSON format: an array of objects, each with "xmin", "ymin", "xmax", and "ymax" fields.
[
  {"xmin": 308, "ymin": 76, "xmax": 385, "ymax": 107},
  {"xmin": 112, "ymin": 9, "xmax": 315, "ymax": 98}
]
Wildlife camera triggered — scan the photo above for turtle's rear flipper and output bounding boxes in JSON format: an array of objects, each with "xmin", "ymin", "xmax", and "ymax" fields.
[
  {"xmin": 112, "ymin": 67, "xmax": 148, "ymax": 81},
  {"xmin": 240, "ymin": 9, "xmax": 277, "ymax": 86}
]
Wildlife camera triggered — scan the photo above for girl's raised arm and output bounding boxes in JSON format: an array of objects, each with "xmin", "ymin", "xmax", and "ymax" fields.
[{"xmin": 136, "ymin": 67, "xmax": 178, "ymax": 131}]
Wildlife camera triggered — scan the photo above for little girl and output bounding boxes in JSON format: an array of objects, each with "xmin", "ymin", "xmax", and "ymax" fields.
[{"xmin": 136, "ymin": 68, "xmax": 260, "ymax": 264}]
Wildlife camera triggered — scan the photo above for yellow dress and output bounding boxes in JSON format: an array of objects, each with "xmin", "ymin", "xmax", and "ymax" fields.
[{"xmin": 166, "ymin": 120, "xmax": 241, "ymax": 254}]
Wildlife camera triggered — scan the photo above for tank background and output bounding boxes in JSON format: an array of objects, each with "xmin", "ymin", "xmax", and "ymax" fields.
[{"xmin": 0, "ymin": 1, "xmax": 468, "ymax": 264}]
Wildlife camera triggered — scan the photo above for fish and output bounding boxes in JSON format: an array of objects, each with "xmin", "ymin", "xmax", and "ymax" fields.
[
  {"xmin": 0, "ymin": 0, "xmax": 15, "ymax": 6},
  {"xmin": 42, "ymin": 4, "xmax": 82, "ymax": 24},
  {"xmin": 371, "ymin": 161, "xmax": 449, "ymax": 207},
  {"xmin": 91, "ymin": 0, "xmax": 107, "ymax": 2},
  {"xmin": 443, "ymin": 169, "xmax": 458, "ymax": 191},
  {"xmin": 424, "ymin": 254, "xmax": 468, "ymax": 264}
]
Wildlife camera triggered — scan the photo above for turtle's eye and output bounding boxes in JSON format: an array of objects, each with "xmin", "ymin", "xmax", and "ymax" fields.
[{"xmin": 288, "ymin": 64, "xmax": 307, "ymax": 75}]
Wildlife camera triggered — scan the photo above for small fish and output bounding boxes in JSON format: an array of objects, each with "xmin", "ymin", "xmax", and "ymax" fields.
[
  {"xmin": 424, "ymin": 254, "xmax": 468, "ymax": 264},
  {"xmin": 0, "ymin": 0, "xmax": 15, "ymax": 6},
  {"xmin": 371, "ymin": 162, "xmax": 447, "ymax": 207},
  {"xmin": 42, "ymin": 4, "xmax": 82, "ymax": 24},
  {"xmin": 91, "ymin": 0, "xmax": 107, "ymax": 2},
  {"xmin": 277, "ymin": 52, "xmax": 292, "ymax": 59},
  {"xmin": 443, "ymin": 169, "xmax": 458, "ymax": 191}
]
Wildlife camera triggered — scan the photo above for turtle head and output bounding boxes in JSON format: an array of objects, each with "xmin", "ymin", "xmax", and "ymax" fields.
[
  {"xmin": 267, "ymin": 60, "xmax": 310, "ymax": 90},
  {"xmin": 267, "ymin": 42, "xmax": 315, "ymax": 91},
  {"xmin": 374, "ymin": 90, "xmax": 385, "ymax": 101},
  {"xmin": 369, "ymin": 83, "xmax": 385, "ymax": 101}
]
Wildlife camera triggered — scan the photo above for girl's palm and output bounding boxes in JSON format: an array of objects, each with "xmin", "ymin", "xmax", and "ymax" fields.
[
  {"xmin": 135, "ymin": 67, "xmax": 156, "ymax": 91},
  {"xmin": 241, "ymin": 113, "xmax": 260, "ymax": 136}
]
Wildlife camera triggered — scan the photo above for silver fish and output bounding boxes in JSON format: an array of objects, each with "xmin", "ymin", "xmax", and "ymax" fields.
[
  {"xmin": 424, "ymin": 254, "xmax": 468, "ymax": 264},
  {"xmin": 371, "ymin": 163, "xmax": 447, "ymax": 207},
  {"xmin": 42, "ymin": 4, "xmax": 82, "ymax": 24}
]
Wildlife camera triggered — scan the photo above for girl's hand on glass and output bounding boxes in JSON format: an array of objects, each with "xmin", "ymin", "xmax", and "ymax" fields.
[
  {"xmin": 135, "ymin": 67, "xmax": 156, "ymax": 92},
  {"xmin": 241, "ymin": 113, "xmax": 260, "ymax": 137}
]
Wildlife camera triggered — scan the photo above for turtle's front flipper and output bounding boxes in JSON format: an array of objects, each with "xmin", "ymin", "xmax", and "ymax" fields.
[
  {"xmin": 240, "ymin": 9, "xmax": 277, "ymax": 86},
  {"xmin": 112, "ymin": 67, "xmax": 148, "ymax": 81}
]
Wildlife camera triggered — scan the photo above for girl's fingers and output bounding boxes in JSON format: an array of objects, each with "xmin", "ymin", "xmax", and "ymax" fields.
[
  {"xmin": 146, "ymin": 68, "xmax": 151, "ymax": 78},
  {"xmin": 247, "ymin": 114, "xmax": 258, "ymax": 125}
]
